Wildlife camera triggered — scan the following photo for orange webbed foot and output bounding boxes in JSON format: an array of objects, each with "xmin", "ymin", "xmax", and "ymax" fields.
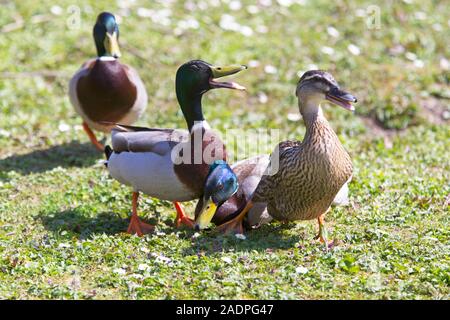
[
  {"xmin": 127, "ymin": 216, "xmax": 155, "ymax": 237},
  {"xmin": 173, "ymin": 202, "xmax": 194, "ymax": 228}
]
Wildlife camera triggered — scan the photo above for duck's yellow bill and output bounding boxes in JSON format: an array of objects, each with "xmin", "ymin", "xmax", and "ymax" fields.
[
  {"xmin": 194, "ymin": 201, "xmax": 217, "ymax": 230},
  {"xmin": 211, "ymin": 65, "xmax": 247, "ymax": 79},
  {"xmin": 104, "ymin": 32, "xmax": 121, "ymax": 58}
]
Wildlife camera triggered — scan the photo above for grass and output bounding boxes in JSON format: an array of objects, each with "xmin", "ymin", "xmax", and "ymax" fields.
[{"xmin": 0, "ymin": 0, "xmax": 449, "ymax": 299}]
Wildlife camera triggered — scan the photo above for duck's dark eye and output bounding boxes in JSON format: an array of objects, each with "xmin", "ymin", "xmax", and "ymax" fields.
[
  {"xmin": 216, "ymin": 183, "xmax": 224, "ymax": 190},
  {"xmin": 217, "ymin": 67, "xmax": 222, "ymax": 70}
]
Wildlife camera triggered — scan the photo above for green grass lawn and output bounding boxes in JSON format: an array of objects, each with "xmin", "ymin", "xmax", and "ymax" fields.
[{"xmin": 0, "ymin": 0, "xmax": 449, "ymax": 299}]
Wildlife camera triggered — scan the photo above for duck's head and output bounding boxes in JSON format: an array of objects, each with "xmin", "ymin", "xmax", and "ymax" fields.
[
  {"xmin": 194, "ymin": 160, "xmax": 239, "ymax": 231},
  {"xmin": 176, "ymin": 60, "xmax": 247, "ymax": 97},
  {"xmin": 93, "ymin": 12, "xmax": 121, "ymax": 58},
  {"xmin": 176, "ymin": 60, "xmax": 247, "ymax": 131},
  {"xmin": 296, "ymin": 70, "xmax": 357, "ymax": 113}
]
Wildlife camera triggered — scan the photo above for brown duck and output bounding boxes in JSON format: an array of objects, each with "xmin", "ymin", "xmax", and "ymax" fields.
[
  {"xmin": 195, "ymin": 70, "xmax": 356, "ymax": 245},
  {"xmin": 69, "ymin": 12, "xmax": 147, "ymax": 151}
]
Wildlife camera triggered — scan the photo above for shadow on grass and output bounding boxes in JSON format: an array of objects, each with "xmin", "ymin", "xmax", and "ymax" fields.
[
  {"xmin": 180, "ymin": 223, "xmax": 303, "ymax": 255},
  {"xmin": 39, "ymin": 209, "xmax": 128, "ymax": 239},
  {"xmin": 0, "ymin": 140, "xmax": 102, "ymax": 178}
]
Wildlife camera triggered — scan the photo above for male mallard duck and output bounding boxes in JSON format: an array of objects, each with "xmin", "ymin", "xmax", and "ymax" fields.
[
  {"xmin": 69, "ymin": 12, "xmax": 147, "ymax": 151},
  {"xmin": 195, "ymin": 70, "xmax": 357, "ymax": 245},
  {"xmin": 105, "ymin": 60, "xmax": 246, "ymax": 235}
]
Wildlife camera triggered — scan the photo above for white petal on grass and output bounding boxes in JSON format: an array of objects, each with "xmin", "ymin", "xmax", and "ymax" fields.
[
  {"xmin": 235, "ymin": 233, "xmax": 246, "ymax": 240},
  {"xmin": 229, "ymin": 0, "xmax": 242, "ymax": 11},
  {"xmin": 259, "ymin": 0, "xmax": 273, "ymax": 6},
  {"xmin": 138, "ymin": 264, "xmax": 149, "ymax": 271},
  {"xmin": 220, "ymin": 14, "xmax": 239, "ymax": 31},
  {"xmin": 405, "ymin": 52, "xmax": 417, "ymax": 61},
  {"xmin": 137, "ymin": 7, "xmax": 152, "ymax": 18},
  {"xmin": 50, "ymin": 5, "xmax": 63, "ymax": 15},
  {"xmin": 58, "ymin": 243, "xmax": 70, "ymax": 248},
  {"xmin": 287, "ymin": 113, "xmax": 301, "ymax": 121},
  {"xmin": 248, "ymin": 60, "xmax": 260, "ymax": 68},
  {"xmin": 432, "ymin": 23, "xmax": 443, "ymax": 32},
  {"xmin": 347, "ymin": 44, "xmax": 361, "ymax": 56},
  {"xmin": 0, "ymin": 129, "xmax": 11, "ymax": 137},
  {"xmin": 222, "ymin": 257, "xmax": 233, "ymax": 264},
  {"xmin": 355, "ymin": 9, "xmax": 366, "ymax": 17},
  {"xmin": 295, "ymin": 266, "xmax": 308, "ymax": 274},
  {"xmin": 440, "ymin": 58, "xmax": 449, "ymax": 71},
  {"xmin": 240, "ymin": 26, "xmax": 254, "ymax": 37},
  {"xmin": 140, "ymin": 247, "xmax": 150, "ymax": 253},
  {"xmin": 58, "ymin": 123, "xmax": 70, "ymax": 132},
  {"xmin": 327, "ymin": 26, "xmax": 339, "ymax": 38},
  {"xmin": 118, "ymin": 0, "xmax": 137, "ymax": 9},
  {"xmin": 151, "ymin": 253, "xmax": 172, "ymax": 264},
  {"xmin": 177, "ymin": 18, "xmax": 199, "ymax": 30},
  {"xmin": 258, "ymin": 92, "xmax": 269, "ymax": 104},
  {"xmin": 277, "ymin": 0, "xmax": 293, "ymax": 6},
  {"xmin": 414, "ymin": 60, "xmax": 424, "ymax": 68},
  {"xmin": 321, "ymin": 46, "xmax": 335, "ymax": 55},
  {"xmin": 264, "ymin": 65, "xmax": 277, "ymax": 74},
  {"xmin": 113, "ymin": 268, "xmax": 126, "ymax": 275},
  {"xmin": 247, "ymin": 5, "xmax": 260, "ymax": 14}
]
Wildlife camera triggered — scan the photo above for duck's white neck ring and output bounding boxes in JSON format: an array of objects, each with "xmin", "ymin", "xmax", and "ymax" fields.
[
  {"xmin": 97, "ymin": 56, "xmax": 117, "ymax": 62},
  {"xmin": 190, "ymin": 120, "xmax": 211, "ymax": 133}
]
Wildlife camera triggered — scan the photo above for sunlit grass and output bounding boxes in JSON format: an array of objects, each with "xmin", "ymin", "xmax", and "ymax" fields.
[{"xmin": 0, "ymin": 0, "xmax": 449, "ymax": 299}]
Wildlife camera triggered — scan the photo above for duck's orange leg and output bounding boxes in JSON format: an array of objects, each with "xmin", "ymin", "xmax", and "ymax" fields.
[
  {"xmin": 173, "ymin": 201, "xmax": 194, "ymax": 228},
  {"xmin": 82, "ymin": 121, "xmax": 104, "ymax": 152},
  {"xmin": 215, "ymin": 200, "xmax": 253, "ymax": 234},
  {"xmin": 127, "ymin": 192, "xmax": 155, "ymax": 236},
  {"xmin": 314, "ymin": 213, "xmax": 334, "ymax": 250}
]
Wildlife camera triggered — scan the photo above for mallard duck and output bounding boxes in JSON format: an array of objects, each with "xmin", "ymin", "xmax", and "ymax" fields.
[
  {"xmin": 195, "ymin": 70, "xmax": 357, "ymax": 246},
  {"xmin": 105, "ymin": 60, "xmax": 246, "ymax": 235},
  {"xmin": 69, "ymin": 12, "xmax": 147, "ymax": 151}
]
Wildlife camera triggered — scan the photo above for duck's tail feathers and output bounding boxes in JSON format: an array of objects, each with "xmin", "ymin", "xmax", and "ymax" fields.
[{"xmin": 104, "ymin": 145, "xmax": 113, "ymax": 167}]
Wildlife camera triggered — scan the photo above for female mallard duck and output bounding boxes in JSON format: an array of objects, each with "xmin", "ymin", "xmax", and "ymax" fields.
[
  {"xmin": 195, "ymin": 70, "xmax": 357, "ymax": 246},
  {"xmin": 105, "ymin": 60, "xmax": 246, "ymax": 235},
  {"xmin": 69, "ymin": 12, "xmax": 147, "ymax": 151}
]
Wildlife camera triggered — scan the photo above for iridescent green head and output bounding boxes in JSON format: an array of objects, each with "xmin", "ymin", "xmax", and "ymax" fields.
[
  {"xmin": 93, "ymin": 12, "xmax": 121, "ymax": 58},
  {"xmin": 175, "ymin": 60, "xmax": 247, "ymax": 131},
  {"xmin": 194, "ymin": 160, "xmax": 239, "ymax": 231}
]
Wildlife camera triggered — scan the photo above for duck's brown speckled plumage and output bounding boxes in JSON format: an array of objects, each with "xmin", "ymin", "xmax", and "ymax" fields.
[{"xmin": 253, "ymin": 111, "xmax": 353, "ymax": 221}]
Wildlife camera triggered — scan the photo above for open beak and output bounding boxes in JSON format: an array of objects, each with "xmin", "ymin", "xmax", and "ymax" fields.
[
  {"xmin": 209, "ymin": 65, "xmax": 247, "ymax": 91},
  {"xmin": 325, "ymin": 87, "xmax": 357, "ymax": 111},
  {"xmin": 104, "ymin": 32, "xmax": 121, "ymax": 58},
  {"xmin": 194, "ymin": 198, "xmax": 218, "ymax": 231}
]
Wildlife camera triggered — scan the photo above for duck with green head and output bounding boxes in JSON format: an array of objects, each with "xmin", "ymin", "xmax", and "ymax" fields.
[
  {"xmin": 104, "ymin": 60, "xmax": 246, "ymax": 235},
  {"xmin": 69, "ymin": 12, "xmax": 147, "ymax": 151}
]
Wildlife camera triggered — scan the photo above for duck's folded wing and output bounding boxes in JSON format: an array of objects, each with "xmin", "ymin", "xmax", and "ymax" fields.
[{"xmin": 110, "ymin": 124, "xmax": 189, "ymax": 155}]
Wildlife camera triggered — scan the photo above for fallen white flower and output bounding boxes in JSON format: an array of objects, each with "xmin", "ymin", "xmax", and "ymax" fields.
[
  {"xmin": 347, "ymin": 44, "xmax": 361, "ymax": 56},
  {"xmin": 321, "ymin": 46, "xmax": 335, "ymax": 55},
  {"xmin": 235, "ymin": 233, "xmax": 246, "ymax": 240},
  {"xmin": 113, "ymin": 268, "xmax": 126, "ymax": 275},
  {"xmin": 327, "ymin": 26, "xmax": 340, "ymax": 38},
  {"xmin": 295, "ymin": 266, "xmax": 308, "ymax": 274},
  {"xmin": 222, "ymin": 257, "xmax": 233, "ymax": 264},
  {"xmin": 264, "ymin": 65, "xmax": 277, "ymax": 74},
  {"xmin": 58, "ymin": 123, "xmax": 70, "ymax": 132}
]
